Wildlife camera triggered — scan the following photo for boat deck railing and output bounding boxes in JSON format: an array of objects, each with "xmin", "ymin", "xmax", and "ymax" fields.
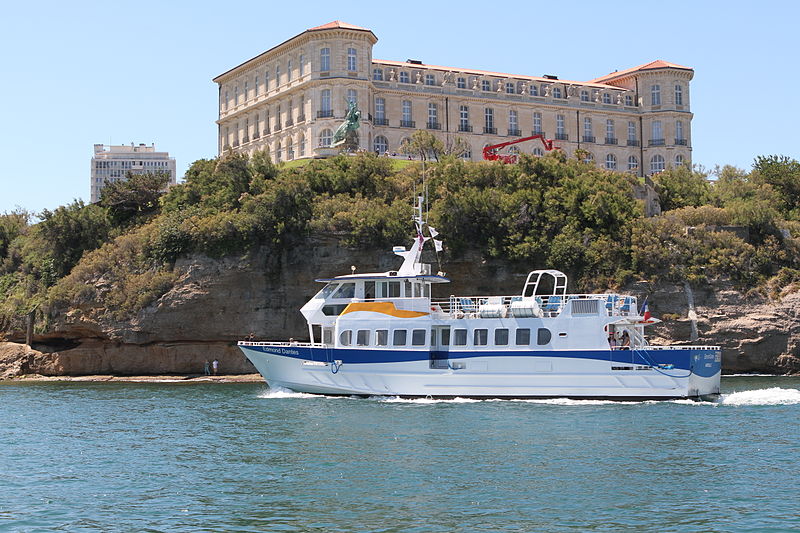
[{"xmin": 430, "ymin": 293, "xmax": 639, "ymax": 319}]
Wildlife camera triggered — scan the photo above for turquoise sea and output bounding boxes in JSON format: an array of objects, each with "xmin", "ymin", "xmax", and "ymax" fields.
[{"xmin": 1, "ymin": 376, "xmax": 799, "ymax": 532}]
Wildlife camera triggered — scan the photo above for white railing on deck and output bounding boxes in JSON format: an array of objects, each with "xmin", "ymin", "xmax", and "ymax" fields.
[{"xmin": 430, "ymin": 293, "xmax": 640, "ymax": 318}]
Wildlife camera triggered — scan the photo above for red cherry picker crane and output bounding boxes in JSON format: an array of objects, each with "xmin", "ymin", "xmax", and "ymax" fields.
[{"xmin": 482, "ymin": 134, "xmax": 557, "ymax": 164}]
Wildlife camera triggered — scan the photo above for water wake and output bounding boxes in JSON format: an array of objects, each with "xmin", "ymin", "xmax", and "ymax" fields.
[{"xmin": 718, "ymin": 387, "xmax": 800, "ymax": 406}]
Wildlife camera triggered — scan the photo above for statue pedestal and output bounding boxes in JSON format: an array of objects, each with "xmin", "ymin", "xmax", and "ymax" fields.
[{"xmin": 313, "ymin": 146, "xmax": 339, "ymax": 158}]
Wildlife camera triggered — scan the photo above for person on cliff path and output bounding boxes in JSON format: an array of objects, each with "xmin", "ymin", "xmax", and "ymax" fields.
[
  {"xmin": 212, "ymin": 359, "xmax": 219, "ymax": 375},
  {"xmin": 203, "ymin": 360, "xmax": 210, "ymax": 376}
]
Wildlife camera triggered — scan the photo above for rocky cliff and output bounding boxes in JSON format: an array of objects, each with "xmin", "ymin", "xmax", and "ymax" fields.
[{"xmin": 2, "ymin": 238, "xmax": 799, "ymax": 378}]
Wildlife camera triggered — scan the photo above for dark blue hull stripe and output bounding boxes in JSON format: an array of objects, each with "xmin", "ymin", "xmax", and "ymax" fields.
[{"xmin": 242, "ymin": 346, "xmax": 721, "ymax": 378}]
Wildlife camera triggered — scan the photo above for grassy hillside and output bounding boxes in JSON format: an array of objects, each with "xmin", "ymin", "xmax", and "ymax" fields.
[{"xmin": 2, "ymin": 150, "xmax": 800, "ymax": 333}]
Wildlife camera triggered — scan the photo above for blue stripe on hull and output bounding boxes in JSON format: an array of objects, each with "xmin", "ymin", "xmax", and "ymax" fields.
[{"xmin": 246, "ymin": 344, "xmax": 720, "ymax": 376}]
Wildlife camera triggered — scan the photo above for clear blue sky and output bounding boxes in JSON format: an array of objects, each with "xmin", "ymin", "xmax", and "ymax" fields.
[{"xmin": 1, "ymin": 0, "xmax": 797, "ymax": 214}]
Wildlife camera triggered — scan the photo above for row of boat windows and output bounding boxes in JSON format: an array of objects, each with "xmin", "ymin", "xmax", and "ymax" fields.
[
  {"xmin": 320, "ymin": 281, "xmax": 431, "ymax": 300},
  {"xmin": 338, "ymin": 327, "xmax": 553, "ymax": 347}
]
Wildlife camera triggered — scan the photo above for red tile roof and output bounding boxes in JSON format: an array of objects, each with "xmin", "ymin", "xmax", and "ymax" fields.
[
  {"xmin": 591, "ymin": 60, "xmax": 693, "ymax": 83},
  {"xmin": 308, "ymin": 21, "xmax": 371, "ymax": 32}
]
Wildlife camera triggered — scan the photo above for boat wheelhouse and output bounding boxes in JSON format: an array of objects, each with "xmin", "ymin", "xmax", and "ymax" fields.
[{"xmin": 239, "ymin": 197, "xmax": 721, "ymax": 400}]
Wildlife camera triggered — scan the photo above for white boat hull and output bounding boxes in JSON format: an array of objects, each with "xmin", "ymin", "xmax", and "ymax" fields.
[{"xmin": 239, "ymin": 344, "xmax": 721, "ymax": 400}]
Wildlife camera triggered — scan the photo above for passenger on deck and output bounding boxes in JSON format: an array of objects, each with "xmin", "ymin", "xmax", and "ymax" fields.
[
  {"xmin": 608, "ymin": 332, "xmax": 617, "ymax": 349},
  {"xmin": 621, "ymin": 330, "xmax": 630, "ymax": 350}
]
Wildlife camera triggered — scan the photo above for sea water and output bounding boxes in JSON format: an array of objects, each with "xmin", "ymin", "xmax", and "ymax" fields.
[{"xmin": 1, "ymin": 376, "xmax": 798, "ymax": 532}]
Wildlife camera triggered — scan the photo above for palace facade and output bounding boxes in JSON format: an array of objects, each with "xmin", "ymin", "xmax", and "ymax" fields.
[{"xmin": 213, "ymin": 21, "xmax": 693, "ymax": 175}]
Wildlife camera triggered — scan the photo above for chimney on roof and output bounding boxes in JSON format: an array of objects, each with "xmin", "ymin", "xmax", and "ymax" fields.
[
  {"xmin": 406, "ymin": 59, "xmax": 423, "ymax": 65},
  {"xmin": 544, "ymin": 74, "xmax": 558, "ymax": 80}
]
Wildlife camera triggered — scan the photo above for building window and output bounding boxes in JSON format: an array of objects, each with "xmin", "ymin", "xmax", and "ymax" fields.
[
  {"xmin": 675, "ymin": 84, "xmax": 683, "ymax": 105},
  {"xmin": 347, "ymin": 89, "xmax": 357, "ymax": 105},
  {"xmin": 276, "ymin": 142, "xmax": 282, "ymax": 161},
  {"xmin": 530, "ymin": 84, "xmax": 538, "ymax": 96},
  {"xmin": 652, "ymin": 120, "xmax": 663, "ymax": 143},
  {"xmin": 625, "ymin": 94, "xmax": 633, "ymax": 106},
  {"xmin": 427, "ymin": 103, "xmax": 438, "ymax": 128},
  {"xmin": 602, "ymin": 92, "xmax": 611, "ymax": 104},
  {"xmin": 425, "ymin": 73, "xmax": 435, "ymax": 85},
  {"xmin": 583, "ymin": 117, "xmax": 593, "ymax": 141},
  {"xmin": 676, "ymin": 120, "xmax": 684, "ymax": 142},
  {"xmin": 399, "ymin": 71, "xmax": 410, "ymax": 83},
  {"xmin": 375, "ymin": 97, "xmax": 385, "ymax": 121},
  {"xmin": 628, "ymin": 155, "xmax": 639, "ymax": 171},
  {"xmin": 223, "ymin": 91, "xmax": 228, "ymax": 110},
  {"xmin": 373, "ymin": 68, "xmax": 383, "ymax": 81},
  {"xmin": 264, "ymin": 71, "xmax": 269, "ymax": 92},
  {"xmin": 606, "ymin": 119, "xmax": 615, "ymax": 142},
  {"xmin": 299, "ymin": 134, "xmax": 306, "ymax": 156},
  {"xmin": 374, "ymin": 135, "xmax": 389, "ymax": 153},
  {"xmin": 650, "ymin": 154, "xmax": 666, "ymax": 173},
  {"xmin": 244, "ymin": 81, "xmax": 249, "ymax": 100},
  {"xmin": 459, "ymin": 105, "xmax": 469, "ymax": 130},
  {"xmin": 556, "ymin": 114, "xmax": 565, "ymax": 137},
  {"xmin": 319, "ymin": 128, "xmax": 333, "ymax": 147},
  {"xmin": 481, "ymin": 79, "xmax": 491, "ymax": 91},
  {"xmin": 234, "ymin": 86, "xmax": 239, "ymax": 105},
  {"xmin": 651, "ymin": 84, "xmax": 661, "ymax": 105},
  {"xmin": 533, "ymin": 147, "xmax": 544, "ymax": 157},
  {"xmin": 254, "ymin": 76, "xmax": 260, "ymax": 97},
  {"xmin": 676, "ymin": 154, "xmax": 685, "ymax": 167},
  {"xmin": 505, "ymin": 82, "xmax": 515, "ymax": 94},
  {"xmin": 580, "ymin": 89, "xmax": 589, "ymax": 102},
  {"xmin": 606, "ymin": 154, "xmax": 617, "ymax": 170},
  {"xmin": 533, "ymin": 112, "xmax": 542, "ymax": 134},
  {"xmin": 457, "ymin": 77, "xmax": 466, "ymax": 89},
  {"xmin": 552, "ymin": 86, "xmax": 562, "ymax": 99},
  {"xmin": 627, "ymin": 121, "xmax": 636, "ymax": 142},
  {"xmin": 287, "ymin": 60, "xmax": 292, "ymax": 82},
  {"xmin": 321, "ymin": 89, "xmax": 331, "ymax": 114},
  {"xmin": 320, "ymin": 47, "xmax": 330, "ymax": 71},
  {"xmin": 299, "ymin": 54, "xmax": 305, "ymax": 76},
  {"xmin": 287, "ymin": 139, "xmax": 294, "ymax": 160},
  {"xmin": 509, "ymin": 110, "xmax": 518, "ymax": 135},
  {"xmin": 402, "ymin": 100, "xmax": 412, "ymax": 125},
  {"xmin": 347, "ymin": 48, "xmax": 357, "ymax": 71},
  {"xmin": 484, "ymin": 107, "xmax": 494, "ymax": 133}
]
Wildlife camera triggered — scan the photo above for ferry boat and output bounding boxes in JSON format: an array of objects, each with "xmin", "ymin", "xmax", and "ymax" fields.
[{"xmin": 238, "ymin": 197, "xmax": 721, "ymax": 400}]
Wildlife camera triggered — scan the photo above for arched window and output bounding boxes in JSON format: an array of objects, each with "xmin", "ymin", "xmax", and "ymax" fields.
[
  {"xmin": 650, "ymin": 154, "xmax": 666, "ymax": 173},
  {"xmin": 460, "ymin": 148, "xmax": 472, "ymax": 160},
  {"xmin": 583, "ymin": 152, "xmax": 594, "ymax": 164},
  {"xmin": 675, "ymin": 154, "xmax": 685, "ymax": 167},
  {"xmin": 299, "ymin": 134, "xmax": 306, "ymax": 156},
  {"xmin": 533, "ymin": 147, "xmax": 544, "ymax": 157},
  {"xmin": 276, "ymin": 142, "xmax": 282, "ymax": 161},
  {"xmin": 605, "ymin": 154, "xmax": 617, "ymax": 170},
  {"xmin": 628, "ymin": 155, "xmax": 639, "ymax": 171},
  {"xmin": 287, "ymin": 139, "xmax": 294, "ymax": 160},
  {"xmin": 319, "ymin": 129, "xmax": 333, "ymax": 147},
  {"xmin": 374, "ymin": 135, "xmax": 389, "ymax": 154}
]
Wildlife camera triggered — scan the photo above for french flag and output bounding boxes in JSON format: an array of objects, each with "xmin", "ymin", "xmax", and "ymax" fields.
[{"xmin": 640, "ymin": 298, "xmax": 652, "ymax": 322}]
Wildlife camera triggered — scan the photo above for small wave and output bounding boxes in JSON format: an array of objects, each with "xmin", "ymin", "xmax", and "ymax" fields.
[
  {"xmin": 257, "ymin": 386, "xmax": 322, "ymax": 399},
  {"xmin": 373, "ymin": 396, "xmax": 481, "ymax": 404},
  {"xmin": 513, "ymin": 398, "xmax": 617, "ymax": 406},
  {"xmin": 719, "ymin": 387, "xmax": 800, "ymax": 406}
]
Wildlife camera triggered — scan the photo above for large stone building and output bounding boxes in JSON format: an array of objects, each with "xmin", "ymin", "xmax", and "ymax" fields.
[
  {"xmin": 213, "ymin": 21, "xmax": 693, "ymax": 175},
  {"xmin": 90, "ymin": 143, "xmax": 177, "ymax": 203}
]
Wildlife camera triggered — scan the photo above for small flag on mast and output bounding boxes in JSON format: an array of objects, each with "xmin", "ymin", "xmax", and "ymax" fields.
[
  {"xmin": 433, "ymin": 239, "xmax": 443, "ymax": 252},
  {"xmin": 640, "ymin": 298, "xmax": 652, "ymax": 322}
]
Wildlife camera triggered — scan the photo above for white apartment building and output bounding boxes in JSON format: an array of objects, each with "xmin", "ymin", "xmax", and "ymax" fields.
[
  {"xmin": 90, "ymin": 143, "xmax": 177, "ymax": 203},
  {"xmin": 213, "ymin": 21, "xmax": 693, "ymax": 175}
]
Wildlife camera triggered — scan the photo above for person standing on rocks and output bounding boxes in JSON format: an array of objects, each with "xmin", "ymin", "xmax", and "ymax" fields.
[
  {"xmin": 212, "ymin": 359, "xmax": 219, "ymax": 375},
  {"xmin": 203, "ymin": 360, "xmax": 211, "ymax": 376}
]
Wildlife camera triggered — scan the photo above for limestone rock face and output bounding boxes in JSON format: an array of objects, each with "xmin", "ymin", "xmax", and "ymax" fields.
[{"xmin": 2, "ymin": 239, "xmax": 799, "ymax": 378}]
